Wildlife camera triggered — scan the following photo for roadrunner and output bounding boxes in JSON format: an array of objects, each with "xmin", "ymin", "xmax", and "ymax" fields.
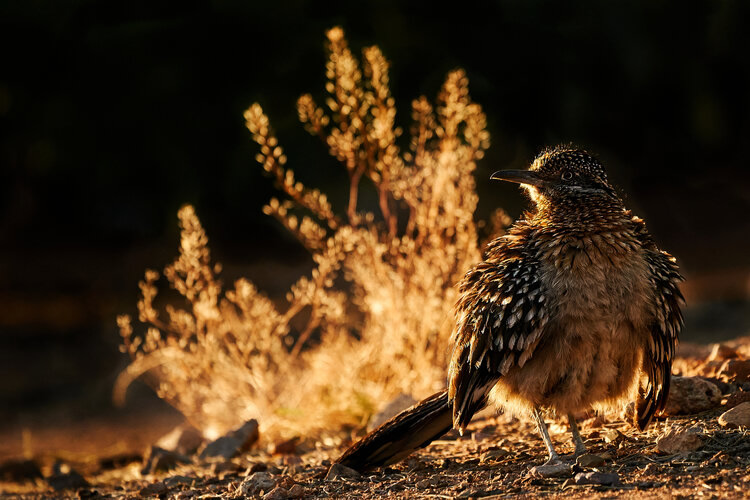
[{"xmin": 336, "ymin": 146, "xmax": 684, "ymax": 473}]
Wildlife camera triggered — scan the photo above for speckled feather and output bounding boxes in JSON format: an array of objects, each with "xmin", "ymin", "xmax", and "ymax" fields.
[
  {"xmin": 448, "ymin": 147, "xmax": 684, "ymax": 432},
  {"xmin": 449, "ymin": 222, "xmax": 548, "ymax": 430},
  {"xmin": 632, "ymin": 216, "xmax": 684, "ymax": 429}
]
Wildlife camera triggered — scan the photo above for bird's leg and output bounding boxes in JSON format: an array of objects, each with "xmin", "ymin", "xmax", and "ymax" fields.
[
  {"xmin": 568, "ymin": 413, "xmax": 587, "ymax": 457},
  {"xmin": 528, "ymin": 406, "xmax": 572, "ymax": 477},
  {"xmin": 532, "ymin": 406, "xmax": 560, "ymax": 464}
]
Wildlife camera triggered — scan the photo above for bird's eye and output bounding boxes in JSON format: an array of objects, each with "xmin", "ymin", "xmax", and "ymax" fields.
[{"xmin": 561, "ymin": 171, "xmax": 573, "ymax": 181}]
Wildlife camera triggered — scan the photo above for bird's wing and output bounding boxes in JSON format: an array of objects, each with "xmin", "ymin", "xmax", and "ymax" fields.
[
  {"xmin": 448, "ymin": 226, "xmax": 549, "ymax": 431},
  {"xmin": 632, "ymin": 216, "xmax": 684, "ymax": 430}
]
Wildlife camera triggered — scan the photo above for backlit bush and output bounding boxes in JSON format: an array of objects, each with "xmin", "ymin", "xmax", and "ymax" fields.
[{"xmin": 116, "ymin": 27, "xmax": 505, "ymax": 441}]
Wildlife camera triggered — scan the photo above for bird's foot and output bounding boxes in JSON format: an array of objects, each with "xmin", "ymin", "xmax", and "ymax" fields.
[
  {"xmin": 529, "ymin": 456, "xmax": 573, "ymax": 478},
  {"xmin": 574, "ymin": 444, "xmax": 588, "ymax": 458}
]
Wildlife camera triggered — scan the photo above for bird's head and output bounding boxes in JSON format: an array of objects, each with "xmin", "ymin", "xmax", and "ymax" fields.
[{"xmin": 491, "ymin": 146, "xmax": 618, "ymax": 207}]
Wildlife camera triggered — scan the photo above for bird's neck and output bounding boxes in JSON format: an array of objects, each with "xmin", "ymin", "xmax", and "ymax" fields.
[{"xmin": 530, "ymin": 195, "xmax": 631, "ymax": 234}]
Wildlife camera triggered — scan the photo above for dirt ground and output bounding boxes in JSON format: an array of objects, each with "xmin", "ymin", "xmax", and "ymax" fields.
[{"xmin": 2, "ymin": 341, "xmax": 750, "ymax": 499}]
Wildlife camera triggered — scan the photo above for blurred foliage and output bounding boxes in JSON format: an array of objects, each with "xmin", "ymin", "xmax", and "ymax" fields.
[{"xmin": 118, "ymin": 29, "xmax": 497, "ymax": 437}]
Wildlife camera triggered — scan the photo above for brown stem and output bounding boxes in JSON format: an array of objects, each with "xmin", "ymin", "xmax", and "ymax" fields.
[
  {"xmin": 378, "ymin": 181, "xmax": 397, "ymax": 238},
  {"xmin": 347, "ymin": 165, "xmax": 365, "ymax": 224},
  {"xmin": 405, "ymin": 202, "xmax": 416, "ymax": 238},
  {"xmin": 291, "ymin": 308, "xmax": 320, "ymax": 358}
]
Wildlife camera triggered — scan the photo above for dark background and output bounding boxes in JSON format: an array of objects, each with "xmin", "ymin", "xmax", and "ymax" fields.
[{"xmin": 2, "ymin": 0, "xmax": 749, "ymax": 431}]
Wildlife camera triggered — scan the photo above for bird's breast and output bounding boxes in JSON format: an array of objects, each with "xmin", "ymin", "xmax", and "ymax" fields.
[{"xmin": 487, "ymin": 229, "xmax": 654, "ymax": 415}]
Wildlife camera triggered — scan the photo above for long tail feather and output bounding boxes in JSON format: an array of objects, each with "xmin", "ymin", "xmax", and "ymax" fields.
[{"xmin": 335, "ymin": 390, "xmax": 453, "ymax": 472}]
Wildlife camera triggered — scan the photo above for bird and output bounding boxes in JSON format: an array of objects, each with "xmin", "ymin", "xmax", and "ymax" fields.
[{"xmin": 335, "ymin": 146, "xmax": 684, "ymax": 474}]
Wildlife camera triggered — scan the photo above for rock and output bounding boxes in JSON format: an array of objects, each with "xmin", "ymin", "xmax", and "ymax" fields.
[
  {"xmin": 663, "ymin": 376, "xmax": 721, "ymax": 415},
  {"xmin": 325, "ymin": 463, "xmax": 362, "ymax": 480},
  {"xmin": 47, "ymin": 463, "xmax": 89, "ymax": 491},
  {"xmin": 263, "ymin": 486, "xmax": 290, "ymax": 500},
  {"xmin": 164, "ymin": 475, "xmax": 195, "ymax": 487},
  {"xmin": 708, "ymin": 343, "xmax": 739, "ymax": 362},
  {"xmin": 271, "ymin": 436, "xmax": 299, "ymax": 455},
  {"xmin": 575, "ymin": 471, "xmax": 621, "ymax": 486},
  {"xmin": 725, "ymin": 390, "xmax": 750, "ymax": 409},
  {"xmin": 139, "ymin": 481, "xmax": 168, "ymax": 496},
  {"xmin": 0, "ymin": 458, "xmax": 43, "ymax": 482},
  {"xmin": 480, "ymin": 448, "xmax": 509, "ymax": 463},
  {"xmin": 602, "ymin": 428, "xmax": 623, "ymax": 443},
  {"xmin": 277, "ymin": 477, "xmax": 296, "ymax": 489},
  {"xmin": 367, "ymin": 393, "xmax": 417, "ymax": 431},
  {"xmin": 157, "ymin": 424, "xmax": 205, "ymax": 455},
  {"xmin": 141, "ymin": 446, "xmax": 192, "ymax": 474},
  {"xmin": 240, "ymin": 471, "xmax": 276, "ymax": 496},
  {"xmin": 246, "ymin": 462, "xmax": 268, "ymax": 474},
  {"xmin": 576, "ymin": 453, "xmax": 606, "ymax": 468},
  {"xmin": 287, "ymin": 484, "xmax": 305, "ymax": 498},
  {"xmin": 279, "ymin": 455, "xmax": 303, "ymax": 473},
  {"xmin": 529, "ymin": 461, "xmax": 573, "ymax": 478},
  {"xmin": 717, "ymin": 359, "xmax": 750, "ymax": 384},
  {"xmin": 199, "ymin": 419, "xmax": 259, "ymax": 460},
  {"xmin": 656, "ymin": 427, "xmax": 705, "ymax": 454},
  {"xmin": 718, "ymin": 401, "xmax": 750, "ymax": 428},
  {"xmin": 212, "ymin": 461, "xmax": 242, "ymax": 475}
]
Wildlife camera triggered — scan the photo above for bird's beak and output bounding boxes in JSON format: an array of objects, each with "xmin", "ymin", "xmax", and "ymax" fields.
[{"xmin": 490, "ymin": 169, "xmax": 546, "ymax": 187}]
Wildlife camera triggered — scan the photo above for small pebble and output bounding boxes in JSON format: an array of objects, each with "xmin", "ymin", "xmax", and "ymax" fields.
[
  {"xmin": 240, "ymin": 471, "xmax": 276, "ymax": 496},
  {"xmin": 139, "ymin": 481, "xmax": 167, "ymax": 496},
  {"xmin": 263, "ymin": 486, "xmax": 289, "ymax": 500},
  {"xmin": 576, "ymin": 453, "xmax": 606, "ymax": 468},
  {"xmin": 718, "ymin": 401, "xmax": 750, "ymax": 428},
  {"xmin": 529, "ymin": 461, "xmax": 573, "ymax": 478},
  {"xmin": 602, "ymin": 428, "xmax": 623, "ymax": 443},
  {"xmin": 575, "ymin": 471, "xmax": 620, "ymax": 486},
  {"xmin": 325, "ymin": 463, "xmax": 362, "ymax": 480},
  {"xmin": 656, "ymin": 426, "xmax": 705, "ymax": 454},
  {"xmin": 287, "ymin": 484, "xmax": 305, "ymax": 498}
]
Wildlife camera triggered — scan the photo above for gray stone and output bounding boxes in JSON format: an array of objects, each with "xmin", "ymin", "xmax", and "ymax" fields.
[
  {"xmin": 529, "ymin": 461, "xmax": 572, "ymax": 478},
  {"xmin": 141, "ymin": 446, "xmax": 192, "ymax": 474},
  {"xmin": 199, "ymin": 419, "xmax": 259, "ymax": 460},
  {"xmin": 287, "ymin": 484, "xmax": 305, "ymax": 498},
  {"xmin": 157, "ymin": 424, "xmax": 205, "ymax": 455},
  {"xmin": 663, "ymin": 376, "xmax": 721, "ymax": 415},
  {"xmin": 718, "ymin": 401, "xmax": 750, "ymax": 428},
  {"xmin": 656, "ymin": 426, "xmax": 705, "ymax": 454},
  {"xmin": 263, "ymin": 486, "xmax": 290, "ymax": 500},
  {"xmin": 602, "ymin": 428, "xmax": 623, "ymax": 443},
  {"xmin": 575, "ymin": 471, "xmax": 621, "ymax": 486},
  {"xmin": 480, "ymin": 448, "xmax": 509, "ymax": 463},
  {"xmin": 325, "ymin": 463, "xmax": 362, "ymax": 480},
  {"xmin": 47, "ymin": 463, "xmax": 88, "ymax": 491},
  {"xmin": 139, "ymin": 481, "xmax": 167, "ymax": 496},
  {"xmin": 576, "ymin": 453, "xmax": 606, "ymax": 468},
  {"xmin": 164, "ymin": 475, "xmax": 195, "ymax": 487},
  {"xmin": 240, "ymin": 471, "xmax": 276, "ymax": 496}
]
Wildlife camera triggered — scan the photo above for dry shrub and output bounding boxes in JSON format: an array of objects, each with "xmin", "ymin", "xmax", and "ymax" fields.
[{"xmin": 117, "ymin": 27, "xmax": 505, "ymax": 441}]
